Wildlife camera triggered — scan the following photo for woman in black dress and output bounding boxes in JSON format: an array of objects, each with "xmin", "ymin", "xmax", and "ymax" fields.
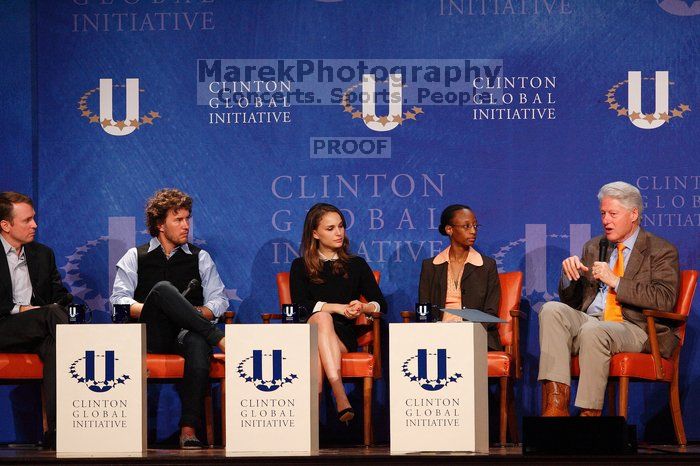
[{"xmin": 290, "ymin": 203, "xmax": 387, "ymax": 423}]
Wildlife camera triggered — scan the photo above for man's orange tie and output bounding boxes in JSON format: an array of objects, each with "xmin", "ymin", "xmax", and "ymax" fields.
[{"xmin": 603, "ymin": 243, "xmax": 625, "ymax": 322}]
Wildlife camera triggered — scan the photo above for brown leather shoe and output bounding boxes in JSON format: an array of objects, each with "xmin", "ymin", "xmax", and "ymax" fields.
[
  {"xmin": 579, "ymin": 408, "xmax": 602, "ymax": 417},
  {"xmin": 542, "ymin": 381, "xmax": 570, "ymax": 417}
]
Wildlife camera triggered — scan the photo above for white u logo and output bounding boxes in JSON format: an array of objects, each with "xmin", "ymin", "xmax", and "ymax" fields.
[
  {"xmin": 627, "ymin": 71, "xmax": 669, "ymax": 130},
  {"xmin": 361, "ymin": 74, "xmax": 403, "ymax": 132},
  {"xmin": 99, "ymin": 78, "xmax": 140, "ymax": 136}
]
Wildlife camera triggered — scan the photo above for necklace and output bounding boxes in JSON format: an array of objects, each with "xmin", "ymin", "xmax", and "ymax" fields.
[{"xmin": 448, "ymin": 254, "xmax": 468, "ymax": 290}]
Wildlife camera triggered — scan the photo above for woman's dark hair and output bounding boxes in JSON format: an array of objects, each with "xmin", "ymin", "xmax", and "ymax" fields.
[
  {"xmin": 300, "ymin": 203, "xmax": 352, "ymax": 284},
  {"xmin": 438, "ymin": 204, "xmax": 472, "ymax": 236}
]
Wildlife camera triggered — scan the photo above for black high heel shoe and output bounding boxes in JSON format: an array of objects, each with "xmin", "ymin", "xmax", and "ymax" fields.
[{"xmin": 338, "ymin": 407, "xmax": 355, "ymax": 425}]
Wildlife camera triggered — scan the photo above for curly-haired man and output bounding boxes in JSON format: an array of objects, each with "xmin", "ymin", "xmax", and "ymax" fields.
[{"xmin": 110, "ymin": 188, "xmax": 227, "ymax": 448}]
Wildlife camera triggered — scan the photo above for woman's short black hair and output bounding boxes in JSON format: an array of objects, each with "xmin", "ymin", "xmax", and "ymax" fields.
[{"xmin": 438, "ymin": 204, "xmax": 472, "ymax": 236}]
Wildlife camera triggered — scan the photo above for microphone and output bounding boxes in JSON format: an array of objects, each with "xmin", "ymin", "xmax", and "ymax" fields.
[
  {"xmin": 180, "ymin": 279, "xmax": 207, "ymax": 333},
  {"xmin": 598, "ymin": 238, "xmax": 609, "ymax": 286},
  {"xmin": 181, "ymin": 279, "xmax": 200, "ymax": 298},
  {"xmin": 598, "ymin": 238, "xmax": 610, "ymax": 263}
]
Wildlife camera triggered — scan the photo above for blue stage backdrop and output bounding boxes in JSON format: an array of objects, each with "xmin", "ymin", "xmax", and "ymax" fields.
[{"xmin": 1, "ymin": 0, "xmax": 699, "ymax": 445}]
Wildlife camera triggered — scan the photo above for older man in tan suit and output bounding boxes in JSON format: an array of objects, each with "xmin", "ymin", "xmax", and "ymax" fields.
[{"xmin": 538, "ymin": 181, "xmax": 680, "ymax": 416}]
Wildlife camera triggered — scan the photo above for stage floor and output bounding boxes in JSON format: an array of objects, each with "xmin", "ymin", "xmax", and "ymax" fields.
[{"xmin": 1, "ymin": 444, "xmax": 700, "ymax": 465}]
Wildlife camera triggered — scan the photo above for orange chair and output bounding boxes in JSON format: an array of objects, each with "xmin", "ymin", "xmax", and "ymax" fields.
[
  {"xmin": 0, "ymin": 353, "xmax": 48, "ymax": 437},
  {"xmin": 146, "ymin": 310, "xmax": 234, "ymax": 447},
  {"xmin": 570, "ymin": 269, "xmax": 698, "ymax": 446},
  {"xmin": 0, "ymin": 312, "xmax": 234, "ymax": 447},
  {"xmin": 400, "ymin": 271, "xmax": 524, "ymax": 446},
  {"xmin": 262, "ymin": 271, "xmax": 383, "ymax": 447}
]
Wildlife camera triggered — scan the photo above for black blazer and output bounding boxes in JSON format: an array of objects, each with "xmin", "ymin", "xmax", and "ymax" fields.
[
  {"xmin": 0, "ymin": 240, "xmax": 69, "ymax": 319},
  {"xmin": 418, "ymin": 254, "xmax": 503, "ymax": 351}
]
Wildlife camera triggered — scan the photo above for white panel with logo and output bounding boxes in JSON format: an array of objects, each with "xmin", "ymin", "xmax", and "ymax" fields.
[
  {"xmin": 225, "ymin": 324, "xmax": 318, "ymax": 453},
  {"xmin": 390, "ymin": 323, "xmax": 488, "ymax": 453},
  {"xmin": 56, "ymin": 324, "xmax": 146, "ymax": 454}
]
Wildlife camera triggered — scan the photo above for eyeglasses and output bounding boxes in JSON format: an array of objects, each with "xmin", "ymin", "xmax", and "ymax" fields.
[{"xmin": 449, "ymin": 223, "xmax": 481, "ymax": 231}]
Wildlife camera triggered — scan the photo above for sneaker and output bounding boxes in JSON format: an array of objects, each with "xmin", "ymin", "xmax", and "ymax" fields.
[{"xmin": 179, "ymin": 434, "xmax": 204, "ymax": 449}]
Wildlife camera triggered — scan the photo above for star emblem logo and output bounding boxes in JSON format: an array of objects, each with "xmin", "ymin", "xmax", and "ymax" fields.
[
  {"xmin": 77, "ymin": 80, "xmax": 161, "ymax": 135},
  {"xmin": 604, "ymin": 74, "xmax": 691, "ymax": 127}
]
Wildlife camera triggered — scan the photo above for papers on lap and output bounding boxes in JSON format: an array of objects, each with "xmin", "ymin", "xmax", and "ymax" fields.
[{"xmin": 441, "ymin": 308, "xmax": 506, "ymax": 323}]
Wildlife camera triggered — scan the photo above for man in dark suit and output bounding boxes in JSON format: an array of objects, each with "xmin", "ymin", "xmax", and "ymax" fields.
[
  {"xmin": 538, "ymin": 181, "xmax": 680, "ymax": 417},
  {"xmin": 0, "ymin": 192, "xmax": 69, "ymax": 447}
]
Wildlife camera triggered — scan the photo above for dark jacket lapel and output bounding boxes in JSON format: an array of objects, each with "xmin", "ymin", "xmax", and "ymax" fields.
[
  {"xmin": 24, "ymin": 243, "xmax": 41, "ymax": 292},
  {"xmin": 435, "ymin": 262, "xmax": 448, "ymax": 307},
  {"xmin": 461, "ymin": 263, "xmax": 477, "ymax": 285},
  {"xmin": 0, "ymin": 246, "xmax": 11, "ymax": 299}
]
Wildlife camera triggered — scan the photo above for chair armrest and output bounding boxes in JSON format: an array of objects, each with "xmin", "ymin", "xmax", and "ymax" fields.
[
  {"xmin": 642, "ymin": 310, "xmax": 680, "ymax": 380},
  {"xmin": 353, "ymin": 312, "xmax": 384, "ymax": 376},
  {"xmin": 400, "ymin": 311, "xmax": 414, "ymax": 323},
  {"xmin": 369, "ymin": 312, "xmax": 383, "ymax": 376},
  {"xmin": 508, "ymin": 308, "xmax": 523, "ymax": 379},
  {"xmin": 261, "ymin": 313, "xmax": 283, "ymax": 324},
  {"xmin": 642, "ymin": 309, "xmax": 687, "ymax": 322}
]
